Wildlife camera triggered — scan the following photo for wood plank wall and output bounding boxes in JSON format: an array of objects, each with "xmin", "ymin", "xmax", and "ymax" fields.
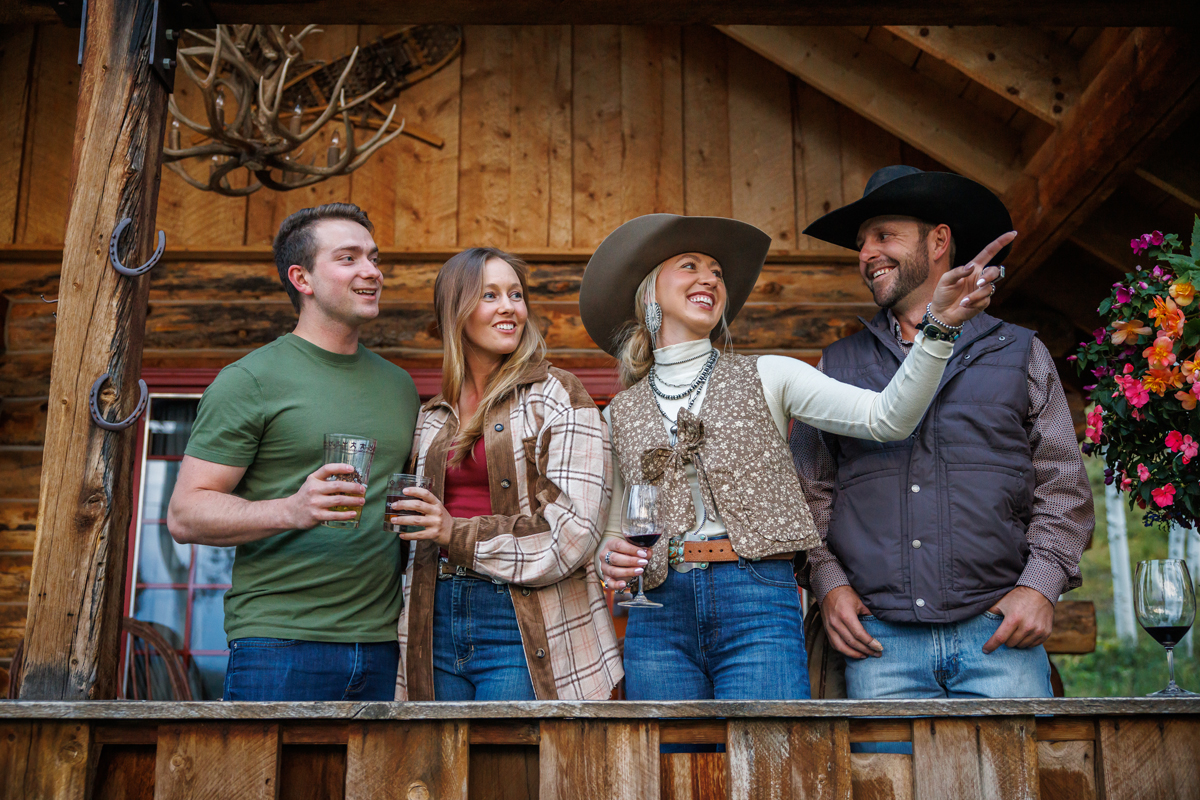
[{"xmin": 0, "ymin": 23, "xmax": 951, "ymax": 667}]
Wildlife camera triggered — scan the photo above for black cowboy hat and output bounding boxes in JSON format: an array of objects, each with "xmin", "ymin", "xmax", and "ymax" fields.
[
  {"xmin": 579, "ymin": 214, "xmax": 771, "ymax": 357},
  {"xmin": 803, "ymin": 165, "xmax": 1013, "ymax": 266}
]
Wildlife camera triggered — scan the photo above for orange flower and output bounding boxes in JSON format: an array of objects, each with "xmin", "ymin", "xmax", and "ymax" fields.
[
  {"xmin": 1183, "ymin": 353, "xmax": 1200, "ymax": 383},
  {"xmin": 1170, "ymin": 282, "xmax": 1196, "ymax": 306},
  {"xmin": 1143, "ymin": 367, "xmax": 1184, "ymax": 395},
  {"xmin": 1143, "ymin": 334, "xmax": 1178, "ymax": 369},
  {"xmin": 1149, "ymin": 296, "xmax": 1186, "ymax": 338},
  {"xmin": 1177, "ymin": 389, "xmax": 1198, "ymax": 410},
  {"xmin": 1111, "ymin": 319, "xmax": 1152, "ymax": 345}
]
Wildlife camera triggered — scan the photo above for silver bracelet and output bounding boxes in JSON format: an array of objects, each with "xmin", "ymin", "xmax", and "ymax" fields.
[{"xmin": 925, "ymin": 302, "xmax": 964, "ymax": 332}]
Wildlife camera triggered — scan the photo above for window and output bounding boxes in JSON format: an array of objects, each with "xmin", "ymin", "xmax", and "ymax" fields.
[{"xmin": 122, "ymin": 390, "xmax": 233, "ymax": 700}]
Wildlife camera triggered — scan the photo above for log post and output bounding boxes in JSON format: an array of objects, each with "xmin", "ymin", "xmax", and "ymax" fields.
[{"xmin": 19, "ymin": 0, "xmax": 167, "ymax": 699}]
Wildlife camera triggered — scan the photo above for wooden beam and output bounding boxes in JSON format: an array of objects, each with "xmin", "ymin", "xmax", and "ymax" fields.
[
  {"xmin": 18, "ymin": 0, "xmax": 167, "ymax": 700},
  {"xmin": 1134, "ymin": 115, "xmax": 1200, "ymax": 209},
  {"xmin": 7, "ymin": 2, "xmax": 1195, "ymax": 26},
  {"xmin": 717, "ymin": 25, "xmax": 1022, "ymax": 193},
  {"xmin": 1000, "ymin": 27, "xmax": 1200, "ymax": 296},
  {"xmin": 884, "ymin": 26, "xmax": 1082, "ymax": 124}
]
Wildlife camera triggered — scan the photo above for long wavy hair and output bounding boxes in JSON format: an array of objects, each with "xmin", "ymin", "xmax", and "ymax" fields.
[
  {"xmin": 613, "ymin": 261, "xmax": 732, "ymax": 388},
  {"xmin": 435, "ymin": 248, "xmax": 547, "ymax": 466}
]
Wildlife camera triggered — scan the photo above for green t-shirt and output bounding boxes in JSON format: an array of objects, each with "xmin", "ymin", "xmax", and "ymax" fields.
[{"xmin": 184, "ymin": 333, "xmax": 419, "ymax": 644}]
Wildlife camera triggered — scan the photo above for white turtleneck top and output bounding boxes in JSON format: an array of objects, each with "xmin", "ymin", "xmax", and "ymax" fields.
[{"xmin": 600, "ymin": 333, "xmax": 954, "ymax": 572}]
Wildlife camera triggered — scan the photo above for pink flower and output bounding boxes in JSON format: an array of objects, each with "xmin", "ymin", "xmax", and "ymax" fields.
[
  {"xmin": 1132, "ymin": 237, "xmax": 1149, "ymax": 255},
  {"xmin": 1114, "ymin": 284, "xmax": 1134, "ymax": 304},
  {"xmin": 1137, "ymin": 463, "xmax": 1151, "ymax": 481},
  {"xmin": 1152, "ymin": 484, "xmax": 1176, "ymax": 507},
  {"xmin": 1093, "ymin": 327, "xmax": 1106, "ymax": 345},
  {"xmin": 1183, "ymin": 436, "xmax": 1198, "ymax": 464},
  {"xmin": 1149, "ymin": 230, "xmax": 1165, "ymax": 246},
  {"xmin": 1166, "ymin": 430, "xmax": 1185, "ymax": 452},
  {"xmin": 1120, "ymin": 475, "xmax": 1133, "ymax": 491},
  {"xmin": 1085, "ymin": 406, "xmax": 1104, "ymax": 443},
  {"xmin": 1114, "ymin": 374, "xmax": 1150, "ymax": 407}
]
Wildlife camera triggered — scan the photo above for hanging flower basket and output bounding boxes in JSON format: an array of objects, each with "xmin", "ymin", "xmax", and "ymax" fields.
[{"xmin": 1073, "ymin": 216, "xmax": 1200, "ymax": 528}]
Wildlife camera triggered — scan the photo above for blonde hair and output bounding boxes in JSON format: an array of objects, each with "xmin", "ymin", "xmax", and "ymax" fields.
[
  {"xmin": 613, "ymin": 261, "xmax": 732, "ymax": 388},
  {"xmin": 434, "ymin": 248, "xmax": 547, "ymax": 466}
]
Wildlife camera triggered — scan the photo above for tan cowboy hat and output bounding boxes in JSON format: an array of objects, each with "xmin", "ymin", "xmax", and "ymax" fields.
[{"xmin": 579, "ymin": 214, "xmax": 771, "ymax": 357}]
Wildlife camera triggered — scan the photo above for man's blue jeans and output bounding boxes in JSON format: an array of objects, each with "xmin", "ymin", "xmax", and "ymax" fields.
[
  {"xmin": 845, "ymin": 611, "xmax": 1053, "ymax": 753},
  {"xmin": 432, "ymin": 576, "xmax": 536, "ymax": 701},
  {"xmin": 223, "ymin": 638, "xmax": 399, "ymax": 701},
  {"xmin": 623, "ymin": 558, "xmax": 810, "ymax": 700}
]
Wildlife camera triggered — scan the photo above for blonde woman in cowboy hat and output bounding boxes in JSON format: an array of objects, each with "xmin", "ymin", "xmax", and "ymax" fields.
[
  {"xmin": 584, "ymin": 213, "xmax": 1013, "ymax": 700},
  {"xmin": 390, "ymin": 247, "xmax": 621, "ymax": 702}
]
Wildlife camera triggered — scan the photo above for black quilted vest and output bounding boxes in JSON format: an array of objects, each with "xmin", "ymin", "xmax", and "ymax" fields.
[{"xmin": 818, "ymin": 310, "xmax": 1036, "ymax": 624}]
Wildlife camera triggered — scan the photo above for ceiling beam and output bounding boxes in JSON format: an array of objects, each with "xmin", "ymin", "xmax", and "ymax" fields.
[
  {"xmin": 718, "ymin": 25, "xmax": 1022, "ymax": 193},
  {"xmin": 1133, "ymin": 117, "xmax": 1200, "ymax": 210},
  {"xmin": 883, "ymin": 26, "xmax": 1081, "ymax": 124},
  {"xmin": 999, "ymin": 27, "xmax": 1200, "ymax": 297},
  {"xmin": 7, "ymin": 2, "xmax": 1198, "ymax": 26}
]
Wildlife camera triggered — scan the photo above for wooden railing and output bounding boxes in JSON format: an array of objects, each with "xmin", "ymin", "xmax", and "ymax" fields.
[{"xmin": 1, "ymin": 699, "xmax": 1197, "ymax": 799}]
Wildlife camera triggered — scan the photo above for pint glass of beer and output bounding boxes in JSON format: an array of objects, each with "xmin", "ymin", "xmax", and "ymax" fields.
[{"xmin": 322, "ymin": 434, "xmax": 377, "ymax": 528}]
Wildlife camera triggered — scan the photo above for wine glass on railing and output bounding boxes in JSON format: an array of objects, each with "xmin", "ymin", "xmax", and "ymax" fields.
[
  {"xmin": 617, "ymin": 484, "xmax": 663, "ymax": 609},
  {"xmin": 1135, "ymin": 558, "xmax": 1197, "ymax": 696}
]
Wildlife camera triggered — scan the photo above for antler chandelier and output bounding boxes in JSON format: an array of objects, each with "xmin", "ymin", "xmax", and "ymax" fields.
[{"xmin": 163, "ymin": 25, "xmax": 460, "ymax": 196}]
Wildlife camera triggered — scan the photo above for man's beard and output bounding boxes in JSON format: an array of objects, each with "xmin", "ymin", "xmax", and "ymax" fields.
[{"xmin": 870, "ymin": 247, "xmax": 930, "ymax": 309}]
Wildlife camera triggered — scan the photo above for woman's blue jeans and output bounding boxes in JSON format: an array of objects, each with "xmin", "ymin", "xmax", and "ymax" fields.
[
  {"xmin": 623, "ymin": 557, "xmax": 810, "ymax": 700},
  {"xmin": 432, "ymin": 575, "xmax": 537, "ymax": 701}
]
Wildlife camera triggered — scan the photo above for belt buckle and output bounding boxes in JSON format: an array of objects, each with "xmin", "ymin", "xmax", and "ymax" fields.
[{"xmin": 455, "ymin": 565, "xmax": 468, "ymax": 577}]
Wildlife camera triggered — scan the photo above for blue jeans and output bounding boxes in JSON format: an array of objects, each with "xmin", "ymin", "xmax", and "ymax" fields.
[
  {"xmin": 223, "ymin": 638, "xmax": 399, "ymax": 701},
  {"xmin": 433, "ymin": 576, "xmax": 536, "ymax": 701},
  {"xmin": 845, "ymin": 612, "xmax": 1053, "ymax": 754},
  {"xmin": 624, "ymin": 558, "xmax": 810, "ymax": 700}
]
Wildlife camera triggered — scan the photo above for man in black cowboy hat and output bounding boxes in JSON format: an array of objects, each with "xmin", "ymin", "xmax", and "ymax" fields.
[{"xmin": 792, "ymin": 166, "xmax": 1094, "ymax": 702}]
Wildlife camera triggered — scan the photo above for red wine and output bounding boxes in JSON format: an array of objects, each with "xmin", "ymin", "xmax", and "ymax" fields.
[
  {"xmin": 1143, "ymin": 625, "xmax": 1191, "ymax": 647},
  {"xmin": 627, "ymin": 533, "xmax": 661, "ymax": 548}
]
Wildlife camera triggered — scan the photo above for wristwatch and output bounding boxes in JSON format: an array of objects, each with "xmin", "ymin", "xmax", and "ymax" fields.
[{"xmin": 918, "ymin": 313, "xmax": 961, "ymax": 342}]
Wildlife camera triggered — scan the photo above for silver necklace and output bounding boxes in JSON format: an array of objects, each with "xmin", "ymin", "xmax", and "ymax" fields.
[
  {"xmin": 655, "ymin": 348, "xmax": 714, "ymax": 367},
  {"xmin": 649, "ymin": 350, "xmax": 719, "ymax": 401}
]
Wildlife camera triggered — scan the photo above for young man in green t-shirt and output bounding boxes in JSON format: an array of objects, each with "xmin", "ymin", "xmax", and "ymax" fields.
[{"xmin": 167, "ymin": 203, "xmax": 419, "ymax": 701}]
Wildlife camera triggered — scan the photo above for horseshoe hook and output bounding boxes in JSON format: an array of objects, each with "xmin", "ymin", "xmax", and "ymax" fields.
[
  {"xmin": 89, "ymin": 373, "xmax": 149, "ymax": 432},
  {"xmin": 109, "ymin": 217, "xmax": 166, "ymax": 277}
]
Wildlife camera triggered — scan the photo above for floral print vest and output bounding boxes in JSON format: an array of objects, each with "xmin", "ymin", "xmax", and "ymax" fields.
[{"xmin": 608, "ymin": 353, "xmax": 820, "ymax": 590}]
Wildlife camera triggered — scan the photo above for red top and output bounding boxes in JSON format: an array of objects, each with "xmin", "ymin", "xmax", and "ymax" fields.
[{"xmin": 443, "ymin": 436, "xmax": 493, "ymax": 519}]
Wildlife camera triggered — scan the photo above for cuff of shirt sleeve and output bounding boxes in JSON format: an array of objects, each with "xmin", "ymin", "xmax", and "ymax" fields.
[
  {"xmin": 446, "ymin": 519, "xmax": 478, "ymax": 568},
  {"xmin": 809, "ymin": 559, "xmax": 853, "ymax": 606},
  {"xmin": 913, "ymin": 330, "xmax": 955, "ymax": 359},
  {"xmin": 1016, "ymin": 556, "xmax": 1069, "ymax": 605}
]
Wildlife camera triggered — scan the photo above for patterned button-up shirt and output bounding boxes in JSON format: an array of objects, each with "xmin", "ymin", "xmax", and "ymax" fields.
[
  {"xmin": 396, "ymin": 360, "xmax": 622, "ymax": 701},
  {"xmin": 790, "ymin": 311, "xmax": 1094, "ymax": 606}
]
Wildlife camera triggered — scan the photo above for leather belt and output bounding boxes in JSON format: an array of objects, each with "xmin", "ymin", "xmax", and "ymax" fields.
[
  {"xmin": 438, "ymin": 562, "xmax": 506, "ymax": 584},
  {"xmin": 682, "ymin": 540, "xmax": 794, "ymax": 563}
]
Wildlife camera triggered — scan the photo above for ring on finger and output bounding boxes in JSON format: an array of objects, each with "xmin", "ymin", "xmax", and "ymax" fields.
[
  {"xmin": 989, "ymin": 283, "xmax": 996, "ymax": 296},
  {"xmin": 604, "ymin": 551, "xmax": 613, "ymax": 566}
]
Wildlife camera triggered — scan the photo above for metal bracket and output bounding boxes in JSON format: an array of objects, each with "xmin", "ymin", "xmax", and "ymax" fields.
[
  {"xmin": 40, "ymin": 294, "xmax": 58, "ymax": 320},
  {"xmin": 109, "ymin": 217, "xmax": 166, "ymax": 278},
  {"xmin": 149, "ymin": 0, "xmax": 217, "ymax": 92},
  {"xmin": 89, "ymin": 373, "xmax": 149, "ymax": 432}
]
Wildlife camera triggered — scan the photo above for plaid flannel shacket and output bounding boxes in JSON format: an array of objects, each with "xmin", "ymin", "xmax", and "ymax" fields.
[{"xmin": 396, "ymin": 361, "xmax": 622, "ymax": 701}]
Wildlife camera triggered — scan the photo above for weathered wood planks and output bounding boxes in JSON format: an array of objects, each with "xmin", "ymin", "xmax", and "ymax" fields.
[
  {"xmin": 911, "ymin": 716, "xmax": 1038, "ymax": 800},
  {"xmin": 0, "ymin": 721, "xmax": 93, "ymax": 800},
  {"xmin": 155, "ymin": 723, "xmax": 281, "ymax": 799},
  {"xmin": 727, "ymin": 718, "xmax": 853, "ymax": 800},
  {"xmin": 539, "ymin": 719, "xmax": 659, "ymax": 799},
  {"xmin": 1097, "ymin": 717, "xmax": 1200, "ymax": 800},
  {"xmin": 345, "ymin": 721, "xmax": 470, "ymax": 800}
]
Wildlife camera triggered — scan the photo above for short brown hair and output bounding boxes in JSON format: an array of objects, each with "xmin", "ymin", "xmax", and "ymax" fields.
[
  {"xmin": 272, "ymin": 203, "xmax": 374, "ymax": 311},
  {"xmin": 916, "ymin": 220, "xmax": 956, "ymax": 266}
]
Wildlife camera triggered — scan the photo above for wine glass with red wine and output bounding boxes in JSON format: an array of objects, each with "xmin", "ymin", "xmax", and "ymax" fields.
[
  {"xmin": 1134, "ymin": 558, "xmax": 1197, "ymax": 696},
  {"xmin": 618, "ymin": 484, "xmax": 663, "ymax": 609}
]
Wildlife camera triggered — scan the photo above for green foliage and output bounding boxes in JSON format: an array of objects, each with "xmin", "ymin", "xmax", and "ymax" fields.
[
  {"xmin": 1074, "ymin": 215, "xmax": 1200, "ymax": 529},
  {"xmin": 1056, "ymin": 458, "xmax": 1198, "ymax": 696}
]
